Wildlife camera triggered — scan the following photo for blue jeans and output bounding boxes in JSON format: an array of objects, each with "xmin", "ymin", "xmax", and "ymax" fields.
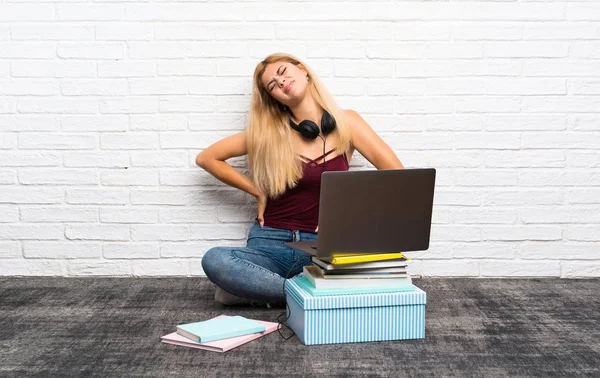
[{"xmin": 201, "ymin": 221, "xmax": 317, "ymax": 303}]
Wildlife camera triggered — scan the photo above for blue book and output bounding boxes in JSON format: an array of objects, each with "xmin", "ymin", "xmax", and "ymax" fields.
[
  {"xmin": 176, "ymin": 315, "xmax": 266, "ymax": 343},
  {"xmin": 293, "ymin": 275, "xmax": 416, "ymax": 297}
]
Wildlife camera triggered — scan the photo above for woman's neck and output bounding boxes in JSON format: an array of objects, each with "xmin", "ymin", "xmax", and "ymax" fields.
[{"xmin": 288, "ymin": 95, "xmax": 323, "ymax": 127}]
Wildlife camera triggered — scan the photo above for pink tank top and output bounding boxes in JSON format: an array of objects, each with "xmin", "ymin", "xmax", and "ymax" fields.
[{"xmin": 258, "ymin": 148, "xmax": 350, "ymax": 232}]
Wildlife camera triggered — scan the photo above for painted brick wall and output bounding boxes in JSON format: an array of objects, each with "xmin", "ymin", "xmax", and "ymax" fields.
[{"xmin": 1, "ymin": 1, "xmax": 599, "ymax": 277}]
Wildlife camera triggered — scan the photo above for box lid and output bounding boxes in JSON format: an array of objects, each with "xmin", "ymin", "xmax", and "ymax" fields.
[{"xmin": 285, "ymin": 277, "xmax": 427, "ymax": 310}]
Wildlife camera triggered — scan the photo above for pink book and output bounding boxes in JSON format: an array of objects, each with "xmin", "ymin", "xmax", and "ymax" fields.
[{"xmin": 160, "ymin": 315, "xmax": 280, "ymax": 353}]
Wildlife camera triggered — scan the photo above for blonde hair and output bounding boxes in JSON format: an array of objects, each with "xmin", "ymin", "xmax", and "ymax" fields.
[{"xmin": 246, "ymin": 53, "xmax": 352, "ymax": 199}]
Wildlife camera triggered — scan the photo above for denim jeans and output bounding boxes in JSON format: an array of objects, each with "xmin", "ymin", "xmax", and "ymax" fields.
[{"xmin": 201, "ymin": 220, "xmax": 317, "ymax": 303}]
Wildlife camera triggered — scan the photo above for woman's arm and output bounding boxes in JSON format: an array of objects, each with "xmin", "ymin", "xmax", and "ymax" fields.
[
  {"xmin": 196, "ymin": 131, "xmax": 262, "ymax": 198},
  {"xmin": 344, "ymin": 109, "xmax": 404, "ymax": 170}
]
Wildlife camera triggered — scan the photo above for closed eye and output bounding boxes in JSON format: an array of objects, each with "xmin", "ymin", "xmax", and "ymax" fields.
[{"xmin": 269, "ymin": 68, "xmax": 286, "ymax": 92}]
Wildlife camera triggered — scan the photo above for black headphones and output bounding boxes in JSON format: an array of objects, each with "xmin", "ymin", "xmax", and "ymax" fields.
[{"xmin": 288, "ymin": 110, "xmax": 336, "ymax": 140}]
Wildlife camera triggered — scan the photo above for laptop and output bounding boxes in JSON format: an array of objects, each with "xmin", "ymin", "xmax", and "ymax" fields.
[{"xmin": 285, "ymin": 168, "xmax": 436, "ymax": 258}]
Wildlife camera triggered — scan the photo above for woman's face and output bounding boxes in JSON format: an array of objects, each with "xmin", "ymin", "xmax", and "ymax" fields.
[{"xmin": 261, "ymin": 61, "xmax": 308, "ymax": 106}]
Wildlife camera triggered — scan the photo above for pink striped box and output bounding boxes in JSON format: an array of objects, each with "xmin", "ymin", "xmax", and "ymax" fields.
[{"xmin": 285, "ymin": 277, "xmax": 426, "ymax": 345}]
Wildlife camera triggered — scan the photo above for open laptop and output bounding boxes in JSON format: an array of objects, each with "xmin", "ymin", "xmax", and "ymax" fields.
[{"xmin": 285, "ymin": 168, "xmax": 436, "ymax": 258}]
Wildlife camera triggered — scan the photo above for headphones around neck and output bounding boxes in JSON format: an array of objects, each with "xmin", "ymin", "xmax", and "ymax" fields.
[{"xmin": 288, "ymin": 110, "xmax": 336, "ymax": 140}]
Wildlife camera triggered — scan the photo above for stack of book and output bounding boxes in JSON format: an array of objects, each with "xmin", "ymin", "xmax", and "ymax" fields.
[
  {"xmin": 285, "ymin": 252, "xmax": 425, "ymax": 345},
  {"xmin": 160, "ymin": 314, "xmax": 279, "ymax": 353},
  {"xmin": 297, "ymin": 252, "xmax": 414, "ymax": 295}
]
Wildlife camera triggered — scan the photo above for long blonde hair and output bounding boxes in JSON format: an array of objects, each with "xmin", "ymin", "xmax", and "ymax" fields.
[{"xmin": 247, "ymin": 53, "xmax": 352, "ymax": 199}]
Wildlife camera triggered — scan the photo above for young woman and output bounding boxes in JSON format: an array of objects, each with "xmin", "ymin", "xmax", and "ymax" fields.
[{"xmin": 196, "ymin": 52, "xmax": 404, "ymax": 307}]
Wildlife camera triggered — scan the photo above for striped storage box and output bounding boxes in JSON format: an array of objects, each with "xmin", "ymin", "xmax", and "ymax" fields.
[{"xmin": 285, "ymin": 277, "xmax": 426, "ymax": 345}]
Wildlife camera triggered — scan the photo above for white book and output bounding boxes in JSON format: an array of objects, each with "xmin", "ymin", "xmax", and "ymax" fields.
[{"xmin": 303, "ymin": 266, "xmax": 412, "ymax": 290}]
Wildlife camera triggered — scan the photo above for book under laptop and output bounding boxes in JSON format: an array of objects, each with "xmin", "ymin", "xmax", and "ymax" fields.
[
  {"xmin": 285, "ymin": 168, "xmax": 436, "ymax": 258},
  {"xmin": 311, "ymin": 257, "xmax": 408, "ymax": 272}
]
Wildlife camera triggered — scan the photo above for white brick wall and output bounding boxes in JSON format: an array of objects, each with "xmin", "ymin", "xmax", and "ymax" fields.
[{"xmin": 1, "ymin": 1, "xmax": 599, "ymax": 278}]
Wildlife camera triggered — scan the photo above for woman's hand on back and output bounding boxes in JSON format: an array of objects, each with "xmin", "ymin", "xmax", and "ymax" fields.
[{"xmin": 255, "ymin": 188, "xmax": 268, "ymax": 228}]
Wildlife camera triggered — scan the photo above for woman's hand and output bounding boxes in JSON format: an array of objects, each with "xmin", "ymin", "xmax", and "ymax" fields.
[
  {"xmin": 255, "ymin": 188, "xmax": 268, "ymax": 228},
  {"xmin": 315, "ymin": 226, "xmax": 318, "ymax": 233}
]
